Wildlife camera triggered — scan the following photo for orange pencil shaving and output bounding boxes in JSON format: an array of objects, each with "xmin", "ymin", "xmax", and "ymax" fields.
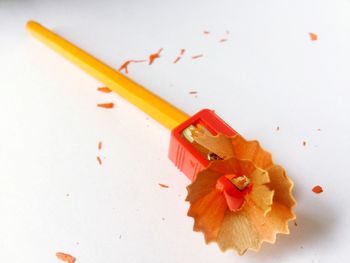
[
  {"xmin": 119, "ymin": 59, "xmax": 146, "ymax": 74},
  {"xmin": 97, "ymin": 87, "xmax": 112, "ymax": 93},
  {"xmin": 173, "ymin": 57, "xmax": 181, "ymax": 64},
  {"xmin": 149, "ymin": 48, "xmax": 163, "ymax": 65},
  {"xmin": 309, "ymin": 32, "xmax": 318, "ymax": 41},
  {"xmin": 173, "ymin": 48, "xmax": 186, "ymax": 64},
  {"xmin": 97, "ymin": 102, "xmax": 114, "ymax": 108},
  {"xmin": 312, "ymin": 185, "xmax": 323, "ymax": 194},
  {"xmin": 192, "ymin": 54, "xmax": 203, "ymax": 59},
  {"xmin": 118, "ymin": 60, "xmax": 132, "ymax": 74},
  {"xmin": 56, "ymin": 252, "xmax": 75, "ymax": 263}
]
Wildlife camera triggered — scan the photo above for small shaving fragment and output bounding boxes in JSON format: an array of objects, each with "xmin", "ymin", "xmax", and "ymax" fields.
[
  {"xmin": 149, "ymin": 48, "xmax": 163, "ymax": 65},
  {"xmin": 173, "ymin": 49, "xmax": 186, "ymax": 64},
  {"xmin": 159, "ymin": 183, "xmax": 169, "ymax": 188},
  {"xmin": 173, "ymin": 57, "xmax": 181, "ymax": 64},
  {"xmin": 192, "ymin": 54, "xmax": 203, "ymax": 60},
  {"xmin": 276, "ymin": 126, "xmax": 280, "ymax": 131},
  {"xmin": 118, "ymin": 60, "xmax": 132, "ymax": 74},
  {"xmin": 118, "ymin": 60, "xmax": 146, "ymax": 74},
  {"xmin": 97, "ymin": 103, "xmax": 114, "ymax": 109},
  {"xmin": 203, "ymin": 31, "xmax": 210, "ymax": 34},
  {"xmin": 309, "ymin": 32, "xmax": 318, "ymax": 41},
  {"xmin": 303, "ymin": 141, "xmax": 307, "ymax": 146},
  {"xmin": 98, "ymin": 141, "xmax": 102, "ymax": 150},
  {"xmin": 189, "ymin": 91, "xmax": 197, "ymax": 95},
  {"xmin": 97, "ymin": 87, "xmax": 112, "ymax": 93},
  {"xmin": 56, "ymin": 252, "xmax": 75, "ymax": 263},
  {"xmin": 219, "ymin": 38, "xmax": 228, "ymax": 43},
  {"xmin": 312, "ymin": 185, "xmax": 323, "ymax": 194},
  {"xmin": 97, "ymin": 156, "xmax": 102, "ymax": 165}
]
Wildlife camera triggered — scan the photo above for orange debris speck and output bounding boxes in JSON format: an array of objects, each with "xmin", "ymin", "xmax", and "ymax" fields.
[
  {"xmin": 309, "ymin": 32, "xmax": 318, "ymax": 41},
  {"xmin": 149, "ymin": 48, "xmax": 163, "ymax": 65},
  {"xmin": 97, "ymin": 103, "xmax": 114, "ymax": 109},
  {"xmin": 97, "ymin": 87, "xmax": 112, "ymax": 93},
  {"xmin": 159, "ymin": 183, "xmax": 169, "ymax": 188},
  {"xmin": 173, "ymin": 57, "xmax": 181, "ymax": 64},
  {"xmin": 97, "ymin": 156, "xmax": 102, "ymax": 165},
  {"xmin": 118, "ymin": 60, "xmax": 132, "ymax": 74},
  {"xmin": 118, "ymin": 59, "xmax": 146, "ymax": 74},
  {"xmin": 312, "ymin": 185, "xmax": 323, "ymax": 194},
  {"xmin": 98, "ymin": 141, "xmax": 102, "ymax": 150},
  {"xmin": 192, "ymin": 54, "xmax": 203, "ymax": 60},
  {"xmin": 219, "ymin": 38, "xmax": 228, "ymax": 43},
  {"xmin": 173, "ymin": 49, "xmax": 186, "ymax": 64},
  {"xmin": 56, "ymin": 252, "xmax": 75, "ymax": 263},
  {"xmin": 203, "ymin": 31, "xmax": 210, "ymax": 34}
]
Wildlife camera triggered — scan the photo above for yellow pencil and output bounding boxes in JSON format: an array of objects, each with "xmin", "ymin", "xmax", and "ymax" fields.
[{"xmin": 26, "ymin": 20, "xmax": 189, "ymax": 130}]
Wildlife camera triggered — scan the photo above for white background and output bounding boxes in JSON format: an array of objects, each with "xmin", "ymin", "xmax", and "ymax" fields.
[{"xmin": 1, "ymin": 0, "xmax": 350, "ymax": 262}]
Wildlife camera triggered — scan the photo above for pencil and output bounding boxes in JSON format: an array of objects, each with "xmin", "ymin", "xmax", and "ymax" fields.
[{"xmin": 26, "ymin": 21, "xmax": 189, "ymax": 130}]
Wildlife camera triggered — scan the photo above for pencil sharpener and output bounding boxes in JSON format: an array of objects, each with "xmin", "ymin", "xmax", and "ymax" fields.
[{"xmin": 169, "ymin": 109, "xmax": 237, "ymax": 181}]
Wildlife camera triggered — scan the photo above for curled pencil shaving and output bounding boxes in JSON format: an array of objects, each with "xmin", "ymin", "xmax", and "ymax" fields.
[{"xmin": 186, "ymin": 132, "xmax": 296, "ymax": 255}]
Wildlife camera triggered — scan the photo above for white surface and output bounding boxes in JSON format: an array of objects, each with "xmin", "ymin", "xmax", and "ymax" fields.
[{"xmin": 1, "ymin": 0, "xmax": 350, "ymax": 262}]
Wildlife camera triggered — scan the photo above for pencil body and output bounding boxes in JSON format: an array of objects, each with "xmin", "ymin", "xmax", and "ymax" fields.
[{"xmin": 26, "ymin": 21, "xmax": 189, "ymax": 130}]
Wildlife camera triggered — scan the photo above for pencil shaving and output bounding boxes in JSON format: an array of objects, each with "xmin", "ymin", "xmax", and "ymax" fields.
[
  {"xmin": 56, "ymin": 252, "xmax": 75, "ymax": 263},
  {"xmin": 186, "ymin": 133, "xmax": 296, "ymax": 255}
]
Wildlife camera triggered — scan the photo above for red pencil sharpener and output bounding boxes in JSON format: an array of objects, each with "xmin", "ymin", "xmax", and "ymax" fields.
[{"xmin": 169, "ymin": 109, "xmax": 237, "ymax": 181}]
